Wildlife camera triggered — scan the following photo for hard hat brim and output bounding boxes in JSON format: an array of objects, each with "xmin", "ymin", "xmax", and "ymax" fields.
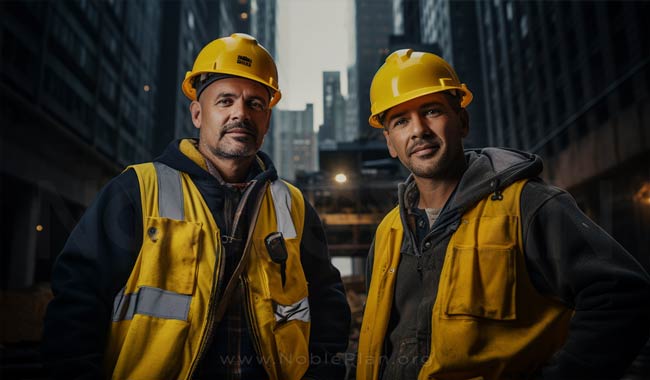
[
  {"xmin": 368, "ymin": 84, "xmax": 473, "ymax": 128},
  {"xmin": 182, "ymin": 68, "xmax": 282, "ymax": 107}
]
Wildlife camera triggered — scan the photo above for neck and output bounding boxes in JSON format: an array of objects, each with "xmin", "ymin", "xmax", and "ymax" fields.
[
  {"xmin": 414, "ymin": 176, "xmax": 460, "ymax": 210},
  {"xmin": 414, "ymin": 160, "xmax": 466, "ymax": 209},
  {"xmin": 199, "ymin": 147, "xmax": 255, "ymax": 183}
]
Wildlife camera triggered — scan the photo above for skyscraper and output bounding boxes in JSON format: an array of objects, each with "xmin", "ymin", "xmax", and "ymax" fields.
[
  {"xmin": 319, "ymin": 71, "xmax": 347, "ymax": 144},
  {"xmin": 154, "ymin": 0, "xmax": 222, "ymax": 155},
  {"xmin": 420, "ymin": 0, "xmax": 488, "ymax": 147},
  {"xmin": 476, "ymin": 0, "xmax": 650, "ymax": 267},
  {"xmin": 354, "ymin": 0, "xmax": 393, "ymax": 141},
  {"xmin": 1, "ymin": 0, "xmax": 162, "ymax": 289},
  {"xmin": 272, "ymin": 104, "xmax": 316, "ymax": 181}
]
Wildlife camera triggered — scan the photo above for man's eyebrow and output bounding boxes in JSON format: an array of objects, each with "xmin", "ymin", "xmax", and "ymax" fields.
[
  {"xmin": 386, "ymin": 101, "xmax": 446, "ymax": 122},
  {"xmin": 215, "ymin": 92, "xmax": 236, "ymax": 99},
  {"xmin": 419, "ymin": 101, "xmax": 445, "ymax": 110},
  {"xmin": 247, "ymin": 94, "xmax": 268, "ymax": 104}
]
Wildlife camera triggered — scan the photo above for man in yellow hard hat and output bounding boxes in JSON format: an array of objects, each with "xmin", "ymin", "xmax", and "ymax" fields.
[
  {"xmin": 42, "ymin": 33, "xmax": 351, "ymax": 380},
  {"xmin": 356, "ymin": 49, "xmax": 650, "ymax": 380}
]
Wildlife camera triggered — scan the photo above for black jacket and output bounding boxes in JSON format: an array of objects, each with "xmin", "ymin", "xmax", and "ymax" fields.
[
  {"xmin": 42, "ymin": 139, "xmax": 351, "ymax": 380},
  {"xmin": 368, "ymin": 148, "xmax": 650, "ymax": 380}
]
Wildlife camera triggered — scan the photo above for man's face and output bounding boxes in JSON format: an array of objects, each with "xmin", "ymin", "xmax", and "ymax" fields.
[
  {"xmin": 191, "ymin": 77, "xmax": 272, "ymax": 160},
  {"xmin": 382, "ymin": 92, "xmax": 469, "ymax": 179}
]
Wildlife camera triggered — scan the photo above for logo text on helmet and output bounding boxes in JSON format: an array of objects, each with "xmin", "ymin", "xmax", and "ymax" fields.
[{"xmin": 237, "ymin": 55, "xmax": 252, "ymax": 67}]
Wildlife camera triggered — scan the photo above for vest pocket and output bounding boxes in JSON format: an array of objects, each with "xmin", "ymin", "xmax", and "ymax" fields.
[
  {"xmin": 138, "ymin": 216, "xmax": 201, "ymax": 295},
  {"xmin": 260, "ymin": 236, "xmax": 309, "ymax": 305},
  {"xmin": 110, "ymin": 315, "xmax": 189, "ymax": 379},
  {"xmin": 274, "ymin": 319, "xmax": 310, "ymax": 379},
  {"xmin": 443, "ymin": 246, "xmax": 517, "ymax": 320}
]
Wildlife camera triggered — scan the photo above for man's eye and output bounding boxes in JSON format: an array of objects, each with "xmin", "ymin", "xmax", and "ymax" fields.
[
  {"xmin": 392, "ymin": 118, "xmax": 408, "ymax": 128},
  {"xmin": 248, "ymin": 100, "xmax": 266, "ymax": 111},
  {"xmin": 425, "ymin": 108, "xmax": 442, "ymax": 117},
  {"xmin": 217, "ymin": 98, "xmax": 233, "ymax": 106}
]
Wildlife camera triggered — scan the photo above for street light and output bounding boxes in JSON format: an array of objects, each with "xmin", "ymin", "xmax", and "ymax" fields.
[{"xmin": 334, "ymin": 173, "xmax": 347, "ymax": 184}]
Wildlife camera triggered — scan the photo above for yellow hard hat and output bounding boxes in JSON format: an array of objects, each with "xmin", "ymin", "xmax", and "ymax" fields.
[
  {"xmin": 182, "ymin": 33, "xmax": 281, "ymax": 107},
  {"xmin": 368, "ymin": 49, "xmax": 473, "ymax": 128}
]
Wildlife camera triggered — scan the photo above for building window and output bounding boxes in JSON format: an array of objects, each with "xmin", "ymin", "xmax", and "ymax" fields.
[
  {"xmin": 187, "ymin": 10, "xmax": 195, "ymax": 30},
  {"xmin": 520, "ymin": 14, "xmax": 528, "ymax": 38}
]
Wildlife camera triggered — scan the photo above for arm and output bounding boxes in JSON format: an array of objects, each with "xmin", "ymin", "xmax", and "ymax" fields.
[
  {"xmin": 300, "ymin": 201, "xmax": 351, "ymax": 380},
  {"xmin": 41, "ymin": 169, "xmax": 142, "ymax": 380},
  {"xmin": 521, "ymin": 180, "xmax": 650, "ymax": 379}
]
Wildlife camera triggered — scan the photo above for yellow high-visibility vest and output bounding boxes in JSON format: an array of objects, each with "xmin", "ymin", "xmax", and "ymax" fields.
[
  {"xmin": 358, "ymin": 179, "xmax": 572, "ymax": 380},
  {"xmin": 104, "ymin": 162, "xmax": 310, "ymax": 380}
]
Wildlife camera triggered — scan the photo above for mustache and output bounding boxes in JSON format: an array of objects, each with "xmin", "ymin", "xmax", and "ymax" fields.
[
  {"xmin": 221, "ymin": 121, "xmax": 257, "ymax": 138},
  {"xmin": 408, "ymin": 137, "xmax": 441, "ymax": 155}
]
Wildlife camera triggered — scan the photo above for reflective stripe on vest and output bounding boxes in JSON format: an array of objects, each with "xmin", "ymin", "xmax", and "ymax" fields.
[
  {"xmin": 270, "ymin": 180, "xmax": 297, "ymax": 239},
  {"xmin": 274, "ymin": 296, "xmax": 310, "ymax": 323},
  {"xmin": 154, "ymin": 162, "xmax": 184, "ymax": 220},
  {"xmin": 112, "ymin": 286, "xmax": 191, "ymax": 321}
]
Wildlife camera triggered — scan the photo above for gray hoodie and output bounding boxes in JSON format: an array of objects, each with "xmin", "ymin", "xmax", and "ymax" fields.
[{"xmin": 368, "ymin": 147, "xmax": 650, "ymax": 380}]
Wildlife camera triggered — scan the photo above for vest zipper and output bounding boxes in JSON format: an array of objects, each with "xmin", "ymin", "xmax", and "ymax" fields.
[
  {"xmin": 186, "ymin": 181, "xmax": 268, "ymax": 379},
  {"xmin": 241, "ymin": 276, "xmax": 266, "ymax": 372},
  {"xmin": 186, "ymin": 231, "xmax": 226, "ymax": 379}
]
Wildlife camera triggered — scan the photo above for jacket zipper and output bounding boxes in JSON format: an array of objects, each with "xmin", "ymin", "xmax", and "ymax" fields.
[{"xmin": 186, "ymin": 231, "xmax": 226, "ymax": 379}]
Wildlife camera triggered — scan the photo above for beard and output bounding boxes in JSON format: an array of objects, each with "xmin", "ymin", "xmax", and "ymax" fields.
[
  {"xmin": 212, "ymin": 121, "xmax": 260, "ymax": 159},
  {"xmin": 406, "ymin": 141, "xmax": 466, "ymax": 180}
]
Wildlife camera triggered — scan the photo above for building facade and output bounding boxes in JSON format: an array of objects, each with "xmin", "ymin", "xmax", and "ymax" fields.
[
  {"xmin": 476, "ymin": 0, "xmax": 650, "ymax": 267},
  {"xmin": 354, "ymin": 0, "xmax": 393, "ymax": 141},
  {"xmin": 154, "ymin": 0, "xmax": 222, "ymax": 155},
  {"xmin": 271, "ymin": 104, "xmax": 316, "ymax": 181},
  {"xmin": 1, "ymin": 0, "xmax": 163, "ymax": 290},
  {"xmin": 319, "ymin": 71, "xmax": 347, "ymax": 144},
  {"xmin": 420, "ymin": 0, "xmax": 488, "ymax": 147}
]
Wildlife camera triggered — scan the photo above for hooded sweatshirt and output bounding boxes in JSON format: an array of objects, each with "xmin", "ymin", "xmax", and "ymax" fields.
[
  {"xmin": 368, "ymin": 148, "xmax": 650, "ymax": 380},
  {"xmin": 43, "ymin": 139, "xmax": 351, "ymax": 380}
]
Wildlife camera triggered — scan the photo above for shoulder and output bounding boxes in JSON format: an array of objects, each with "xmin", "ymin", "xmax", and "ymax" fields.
[
  {"xmin": 98, "ymin": 168, "xmax": 140, "ymax": 201},
  {"xmin": 378, "ymin": 206, "xmax": 401, "ymax": 229},
  {"xmin": 520, "ymin": 178, "xmax": 568, "ymax": 217}
]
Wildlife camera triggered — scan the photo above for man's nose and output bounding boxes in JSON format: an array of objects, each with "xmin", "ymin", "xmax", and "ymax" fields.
[
  {"xmin": 410, "ymin": 114, "xmax": 428, "ymax": 138},
  {"xmin": 230, "ymin": 98, "xmax": 249, "ymax": 121}
]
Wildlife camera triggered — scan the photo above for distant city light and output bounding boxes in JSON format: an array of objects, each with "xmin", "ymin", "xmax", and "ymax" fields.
[
  {"xmin": 143, "ymin": 85, "xmax": 150, "ymax": 92},
  {"xmin": 334, "ymin": 173, "xmax": 347, "ymax": 184},
  {"xmin": 634, "ymin": 182, "xmax": 650, "ymax": 206},
  {"xmin": 240, "ymin": 12, "xmax": 248, "ymax": 20},
  {"xmin": 36, "ymin": 225, "xmax": 44, "ymax": 232}
]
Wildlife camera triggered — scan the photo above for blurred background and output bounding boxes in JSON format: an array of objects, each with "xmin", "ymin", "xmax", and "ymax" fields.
[{"xmin": 1, "ymin": 0, "xmax": 649, "ymax": 378}]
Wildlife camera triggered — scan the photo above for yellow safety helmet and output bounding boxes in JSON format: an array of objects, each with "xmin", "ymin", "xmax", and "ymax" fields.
[
  {"xmin": 182, "ymin": 33, "xmax": 281, "ymax": 107},
  {"xmin": 368, "ymin": 49, "xmax": 472, "ymax": 128}
]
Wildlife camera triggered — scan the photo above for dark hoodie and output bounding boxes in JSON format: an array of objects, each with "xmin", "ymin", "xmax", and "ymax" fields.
[
  {"xmin": 43, "ymin": 139, "xmax": 351, "ymax": 380},
  {"xmin": 369, "ymin": 148, "xmax": 650, "ymax": 380}
]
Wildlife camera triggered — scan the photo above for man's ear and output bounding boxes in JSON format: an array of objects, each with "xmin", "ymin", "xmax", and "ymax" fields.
[
  {"xmin": 190, "ymin": 101, "xmax": 201, "ymax": 129},
  {"xmin": 383, "ymin": 130, "xmax": 398, "ymax": 158},
  {"xmin": 459, "ymin": 108, "xmax": 469, "ymax": 138}
]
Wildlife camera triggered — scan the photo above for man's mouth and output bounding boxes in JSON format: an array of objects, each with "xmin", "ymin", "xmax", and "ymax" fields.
[
  {"xmin": 409, "ymin": 143, "xmax": 439, "ymax": 157},
  {"xmin": 221, "ymin": 123, "xmax": 257, "ymax": 140},
  {"xmin": 225, "ymin": 128, "xmax": 254, "ymax": 137}
]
